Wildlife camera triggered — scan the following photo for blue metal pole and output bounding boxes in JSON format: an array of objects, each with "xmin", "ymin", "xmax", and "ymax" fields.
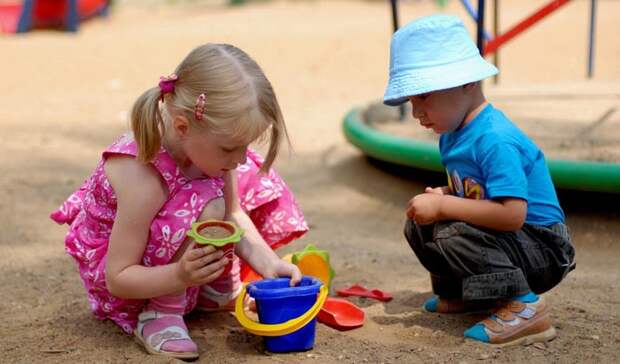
[
  {"xmin": 460, "ymin": 0, "xmax": 491, "ymax": 40},
  {"xmin": 390, "ymin": 0, "xmax": 406, "ymax": 120},
  {"xmin": 66, "ymin": 0, "xmax": 79, "ymax": 32},
  {"xmin": 587, "ymin": 0, "xmax": 596, "ymax": 78},
  {"xmin": 100, "ymin": 1, "xmax": 111, "ymax": 17},
  {"xmin": 16, "ymin": 0, "xmax": 34, "ymax": 33},
  {"xmin": 390, "ymin": 0, "xmax": 400, "ymax": 32},
  {"xmin": 476, "ymin": 0, "xmax": 486, "ymax": 55}
]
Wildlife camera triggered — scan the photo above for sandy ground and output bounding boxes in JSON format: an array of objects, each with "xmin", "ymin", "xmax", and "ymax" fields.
[{"xmin": 2, "ymin": 0, "xmax": 620, "ymax": 363}]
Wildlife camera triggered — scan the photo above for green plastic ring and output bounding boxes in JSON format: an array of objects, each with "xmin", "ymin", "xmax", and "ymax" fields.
[
  {"xmin": 186, "ymin": 220, "xmax": 244, "ymax": 247},
  {"xmin": 343, "ymin": 107, "xmax": 620, "ymax": 193}
]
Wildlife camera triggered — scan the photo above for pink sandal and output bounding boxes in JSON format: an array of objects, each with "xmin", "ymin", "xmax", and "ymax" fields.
[{"xmin": 134, "ymin": 311, "xmax": 199, "ymax": 360}]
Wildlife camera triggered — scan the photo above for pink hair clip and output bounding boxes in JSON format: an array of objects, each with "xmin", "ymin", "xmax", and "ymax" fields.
[
  {"xmin": 194, "ymin": 93, "xmax": 206, "ymax": 121},
  {"xmin": 158, "ymin": 73, "xmax": 178, "ymax": 102}
]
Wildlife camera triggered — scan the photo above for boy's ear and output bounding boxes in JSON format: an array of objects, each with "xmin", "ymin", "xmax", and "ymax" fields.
[{"xmin": 172, "ymin": 115, "xmax": 191, "ymax": 137}]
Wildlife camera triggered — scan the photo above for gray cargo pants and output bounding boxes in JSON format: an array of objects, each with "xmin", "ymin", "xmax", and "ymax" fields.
[{"xmin": 404, "ymin": 220, "xmax": 576, "ymax": 301}]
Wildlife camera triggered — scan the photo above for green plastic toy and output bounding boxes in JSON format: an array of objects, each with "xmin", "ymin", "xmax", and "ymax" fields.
[
  {"xmin": 186, "ymin": 220, "xmax": 244, "ymax": 275},
  {"xmin": 292, "ymin": 244, "xmax": 335, "ymax": 290},
  {"xmin": 186, "ymin": 220, "xmax": 243, "ymax": 247}
]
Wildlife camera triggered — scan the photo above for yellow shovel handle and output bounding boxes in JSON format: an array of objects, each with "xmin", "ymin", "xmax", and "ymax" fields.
[{"xmin": 234, "ymin": 284, "xmax": 327, "ymax": 337}]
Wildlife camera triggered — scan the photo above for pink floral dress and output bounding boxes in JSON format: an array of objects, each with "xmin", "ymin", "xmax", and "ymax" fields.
[{"xmin": 50, "ymin": 133, "xmax": 308, "ymax": 334}]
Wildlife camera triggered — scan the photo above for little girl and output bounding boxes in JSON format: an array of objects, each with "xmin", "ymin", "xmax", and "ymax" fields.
[{"xmin": 50, "ymin": 43, "xmax": 308, "ymax": 360}]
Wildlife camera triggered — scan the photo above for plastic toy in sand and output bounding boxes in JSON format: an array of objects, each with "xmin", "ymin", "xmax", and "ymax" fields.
[
  {"xmin": 289, "ymin": 245, "xmax": 367, "ymax": 331},
  {"xmin": 336, "ymin": 283, "xmax": 393, "ymax": 302},
  {"xmin": 317, "ymin": 297, "xmax": 365, "ymax": 331},
  {"xmin": 235, "ymin": 276, "xmax": 328, "ymax": 353},
  {"xmin": 187, "ymin": 220, "xmax": 243, "ymax": 275},
  {"xmin": 240, "ymin": 245, "xmax": 334, "ymax": 285},
  {"xmin": 291, "ymin": 244, "xmax": 335, "ymax": 290}
]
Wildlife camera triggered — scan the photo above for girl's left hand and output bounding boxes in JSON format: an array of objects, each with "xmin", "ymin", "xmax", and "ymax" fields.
[{"xmin": 263, "ymin": 260, "xmax": 303, "ymax": 286}]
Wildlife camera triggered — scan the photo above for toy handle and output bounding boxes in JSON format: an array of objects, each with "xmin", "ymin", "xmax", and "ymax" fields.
[{"xmin": 234, "ymin": 284, "xmax": 328, "ymax": 337}]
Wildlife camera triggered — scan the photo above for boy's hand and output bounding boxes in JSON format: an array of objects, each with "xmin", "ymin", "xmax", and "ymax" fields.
[
  {"xmin": 176, "ymin": 244, "xmax": 229, "ymax": 287},
  {"xmin": 406, "ymin": 192, "xmax": 443, "ymax": 224},
  {"xmin": 262, "ymin": 260, "xmax": 303, "ymax": 287},
  {"xmin": 425, "ymin": 186, "xmax": 449, "ymax": 195}
]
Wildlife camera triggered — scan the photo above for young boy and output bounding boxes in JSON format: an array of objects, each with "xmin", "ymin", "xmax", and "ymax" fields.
[{"xmin": 384, "ymin": 15, "xmax": 575, "ymax": 346}]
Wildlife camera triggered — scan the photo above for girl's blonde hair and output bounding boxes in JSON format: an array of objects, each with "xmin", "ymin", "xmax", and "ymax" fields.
[{"xmin": 130, "ymin": 43, "xmax": 288, "ymax": 172}]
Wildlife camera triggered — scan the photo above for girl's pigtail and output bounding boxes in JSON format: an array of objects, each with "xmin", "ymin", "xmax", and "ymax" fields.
[
  {"xmin": 262, "ymin": 99, "xmax": 289, "ymax": 173},
  {"xmin": 131, "ymin": 87, "xmax": 164, "ymax": 163}
]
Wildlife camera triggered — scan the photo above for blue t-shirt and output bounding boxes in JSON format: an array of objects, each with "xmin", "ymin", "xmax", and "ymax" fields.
[{"xmin": 439, "ymin": 104, "xmax": 565, "ymax": 226}]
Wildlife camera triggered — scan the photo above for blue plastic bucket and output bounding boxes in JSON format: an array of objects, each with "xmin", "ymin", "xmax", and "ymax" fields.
[{"xmin": 246, "ymin": 276, "xmax": 322, "ymax": 352}]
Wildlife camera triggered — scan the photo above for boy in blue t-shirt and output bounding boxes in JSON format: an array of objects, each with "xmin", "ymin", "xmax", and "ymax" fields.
[{"xmin": 384, "ymin": 15, "xmax": 575, "ymax": 347}]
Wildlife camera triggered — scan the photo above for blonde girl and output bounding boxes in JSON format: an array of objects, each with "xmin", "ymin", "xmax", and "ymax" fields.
[{"xmin": 51, "ymin": 44, "xmax": 308, "ymax": 360}]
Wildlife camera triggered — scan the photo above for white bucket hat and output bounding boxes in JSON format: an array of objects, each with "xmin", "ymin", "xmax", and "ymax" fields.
[{"xmin": 383, "ymin": 14, "xmax": 498, "ymax": 106}]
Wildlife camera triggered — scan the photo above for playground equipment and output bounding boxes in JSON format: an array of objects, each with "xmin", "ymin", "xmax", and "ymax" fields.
[
  {"xmin": 424, "ymin": 0, "xmax": 597, "ymax": 78},
  {"xmin": 0, "ymin": 0, "xmax": 109, "ymax": 33},
  {"xmin": 458, "ymin": 0, "xmax": 597, "ymax": 79},
  {"xmin": 343, "ymin": 108, "xmax": 620, "ymax": 193},
  {"xmin": 235, "ymin": 276, "xmax": 328, "ymax": 352},
  {"xmin": 344, "ymin": 0, "xmax": 619, "ymax": 193}
]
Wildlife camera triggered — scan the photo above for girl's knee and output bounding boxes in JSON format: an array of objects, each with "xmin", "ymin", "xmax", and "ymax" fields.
[
  {"xmin": 171, "ymin": 197, "xmax": 226, "ymax": 263},
  {"xmin": 198, "ymin": 197, "xmax": 225, "ymax": 221}
]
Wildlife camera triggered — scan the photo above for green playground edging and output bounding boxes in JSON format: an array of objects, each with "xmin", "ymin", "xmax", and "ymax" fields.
[{"xmin": 343, "ymin": 107, "xmax": 620, "ymax": 193}]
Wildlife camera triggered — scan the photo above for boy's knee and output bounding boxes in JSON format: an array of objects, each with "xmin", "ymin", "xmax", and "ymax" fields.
[
  {"xmin": 403, "ymin": 219, "xmax": 418, "ymax": 244},
  {"xmin": 404, "ymin": 219, "xmax": 430, "ymax": 253},
  {"xmin": 435, "ymin": 237, "xmax": 471, "ymax": 259},
  {"xmin": 434, "ymin": 225, "xmax": 483, "ymax": 256},
  {"xmin": 198, "ymin": 197, "xmax": 225, "ymax": 222}
]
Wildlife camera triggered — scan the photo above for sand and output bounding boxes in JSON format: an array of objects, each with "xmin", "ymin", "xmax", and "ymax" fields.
[
  {"xmin": 199, "ymin": 226, "xmax": 233, "ymax": 239},
  {"xmin": 2, "ymin": 1, "xmax": 619, "ymax": 363}
]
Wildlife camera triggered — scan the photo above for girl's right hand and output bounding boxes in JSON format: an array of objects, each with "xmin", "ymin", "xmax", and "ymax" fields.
[{"xmin": 176, "ymin": 245, "xmax": 229, "ymax": 287}]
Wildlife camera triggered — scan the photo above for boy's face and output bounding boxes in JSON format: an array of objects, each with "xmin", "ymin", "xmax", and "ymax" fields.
[{"xmin": 408, "ymin": 86, "xmax": 471, "ymax": 134}]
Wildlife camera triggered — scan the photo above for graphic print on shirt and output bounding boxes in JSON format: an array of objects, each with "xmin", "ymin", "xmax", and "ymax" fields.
[{"xmin": 447, "ymin": 169, "xmax": 485, "ymax": 200}]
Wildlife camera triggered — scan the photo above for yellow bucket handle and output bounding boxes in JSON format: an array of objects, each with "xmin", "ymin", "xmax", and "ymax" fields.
[{"xmin": 234, "ymin": 284, "xmax": 328, "ymax": 337}]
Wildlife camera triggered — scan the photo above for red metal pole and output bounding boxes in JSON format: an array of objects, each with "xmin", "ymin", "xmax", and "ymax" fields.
[{"xmin": 484, "ymin": 0, "xmax": 571, "ymax": 56}]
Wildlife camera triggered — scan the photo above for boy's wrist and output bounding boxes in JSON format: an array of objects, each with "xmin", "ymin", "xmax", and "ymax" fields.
[{"xmin": 437, "ymin": 194, "xmax": 447, "ymax": 221}]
